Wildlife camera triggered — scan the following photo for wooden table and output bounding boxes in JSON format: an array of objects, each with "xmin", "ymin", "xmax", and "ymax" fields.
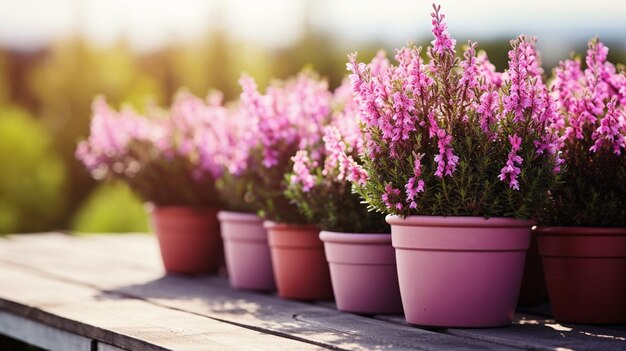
[{"xmin": 0, "ymin": 233, "xmax": 624, "ymax": 351}]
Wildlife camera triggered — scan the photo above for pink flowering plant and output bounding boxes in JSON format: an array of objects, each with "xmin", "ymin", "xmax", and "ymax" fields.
[
  {"xmin": 342, "ymin": 4, "xmax": 560, "ymax": 219},
  {"xmin": 220, "ymin": 71, "xmax": 334, "ymax": 223},
  {"xmin": 546, "ymin": 38, "xmax": 626, "ymax": 227},
  {"xmin": 76, "ymin": 92, "xmax": 227, "ymax": 207},
  {"xmin": 284, "ymin": 79, "xmax": 388, "ymax": 233}
]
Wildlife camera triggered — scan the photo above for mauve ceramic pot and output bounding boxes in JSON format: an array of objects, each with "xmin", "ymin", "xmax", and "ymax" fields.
[
  {"xmin": 218, "ymin": 211, "xmax": 275, "ymax": 291},
  {"xmin": 387, "ymin": 215, "xmax": 532, "ymax": 327},
  {"xmin": 537, "ymin": 226, "xmax": 626, "ymax": 324},
  {"xmin": 320, "ymin": 231, "xmax": 402, "ymax": 314},
  {"xmin": 150, "ymin": 206, "xmax": 222, "ymax": 275},
  {"xmin": 265, "ymin": 222, "xmax": 333, "ymax": 300}
]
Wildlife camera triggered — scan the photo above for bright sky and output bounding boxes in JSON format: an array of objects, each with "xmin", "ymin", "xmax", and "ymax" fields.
[{"xmin": 1, "ymin": 0, "xmax": 625, "ymax": 58}]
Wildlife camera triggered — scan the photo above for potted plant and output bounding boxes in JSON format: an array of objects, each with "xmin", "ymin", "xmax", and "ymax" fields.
[
  {"xmin": 537, "ymin": 38, "xmax": 626, "ymax": 324},
  {"xmin": 216, "ymin": 105, "xmax": 276, "ymax": 291},
  {"xmin": 235, "ymin": 72, "xmax": 334, "ymax": 300},
  {"xmin": 76, "ymin": 92, "xmax": 225, "ymax": 274},
  {"xmin": 344, "ymin": 4, "xmax": 560, "ymax": 327},
  {"xmin": 286, "ymin": 77, "xmax": 402, "ymax": 314}
]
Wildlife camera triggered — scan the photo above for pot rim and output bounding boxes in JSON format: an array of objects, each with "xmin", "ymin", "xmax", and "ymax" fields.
[
  {"xmin": 151, "ymin": 206, "xmax": 218, "ymax": 215},
  {"xmin": 386, "ymin": 214, "xmax": 535, "ymax": 228},
  {"xmin": 217, "ymin": 210, "xmax": 262, "ymax": 223},
  {"xmin": 535, "ymin": 226, "xmax": 626, "ymax": 236},
  {"xmin": 320, "ymin": 230, "xmax": 391, "ymax": 244}
]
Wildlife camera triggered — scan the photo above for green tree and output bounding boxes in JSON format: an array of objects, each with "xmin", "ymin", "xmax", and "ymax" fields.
[{"xmin": 0, "ymin": 106, "xmax": 66, "ymax": 233}]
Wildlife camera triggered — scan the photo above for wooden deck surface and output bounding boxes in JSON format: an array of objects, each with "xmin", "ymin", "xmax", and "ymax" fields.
[{"xmin": 0, "ymin": 233, "xmax": 624, "ymax": 351}]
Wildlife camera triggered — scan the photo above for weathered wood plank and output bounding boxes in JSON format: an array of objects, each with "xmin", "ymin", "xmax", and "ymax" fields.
[
  {"xmin": 375, "ymin": 313, "xmax": 626, "ymax": 351},
  {"xmin": 0, "ymin": 234, "xmax": 519, "ymax": 350},
  {"xmin": 97, "ymin": 343, "xmax": 127, "ymax": 351},
  {"xmin": 0, "ymin": 310, "xmax": 93, "ymax": 351},
  {"xmin": 0, "ymin": 263, "xmax": 325, "ymax": 351},
  {"xmin": 5, "ymin": 233, "xmax": 160, "ymax": 269}
]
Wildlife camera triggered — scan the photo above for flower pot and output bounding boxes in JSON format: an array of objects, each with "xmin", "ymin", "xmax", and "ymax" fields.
[
  {"xmin": 320, "ymin": 231, "xmax": 402, "ymax": 314},
  {"xmin": 265, "ymin": 222, "xmax": 333, "ymax": 300},
  {"xmin": 387, "ymin": 215, "xmax": 532, "ymax": 327},
  {"xmin": 218, "ymin": 211, "xmax": 275, "ymax": 291},
  {"xmin": 517, "ymin": 229, "xmax": 548, "ymax": 306},
  {"xmin": 537, "ymin": 226, "xmax": 626, "ymax": 324},
  {"xmin": 150, "ymin": 206, "xmax": 222, "ymax": 275}
]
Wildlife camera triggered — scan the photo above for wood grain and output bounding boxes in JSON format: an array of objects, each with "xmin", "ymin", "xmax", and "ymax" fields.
[
  {"xmin": 1, "ymin": 233, "xmax": 625, "ymax": 351},
  {"xmin": 0, "ymin": 262, "xmax": 324, "ymax": 351}
]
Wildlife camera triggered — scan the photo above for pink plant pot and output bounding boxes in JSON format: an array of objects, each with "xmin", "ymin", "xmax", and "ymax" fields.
[
  {"xmin": 265, "ymin": 222, "xmax": 333, "ymax": 300},
  {"xmin": 150, "ymin": 206, "xmax": 222, "ymax": 275},
  {"xmin": 537, "ymin": 226, "xmax": 626, "ymax": 324},
  {"xmin": 387, "ymin": 215, "xmax": 532, "ymax": 327},
  {"xmin": 320, "ymin": 231, "xmax": 403, "ymax": 314},
  {"xmin": 218, "ymin": 211, "xmax": 275, "ymax": 291}
]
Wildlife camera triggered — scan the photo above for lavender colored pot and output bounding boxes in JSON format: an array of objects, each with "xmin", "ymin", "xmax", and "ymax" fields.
[
  {"xmin": 218, "ymin": 211, "xmax": 275, "ymax": 291},
  {"xmin": 387, "ymin": 215, "xmax": 532, "ymax": 327},
  {"xmin": 320, "ymin": 231, "xmax": 403, "ymax": 314}
]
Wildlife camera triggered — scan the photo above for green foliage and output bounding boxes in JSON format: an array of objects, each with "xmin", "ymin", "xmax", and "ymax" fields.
[
  {"xmin": 544, "ymin": 130, "xmax": 626, "ymax": 227},
  {"xmin": 0, "ymin": 106, "xmax": 66, "ymax": 233},
  {"xmin": 101, "ymin": 139, "xmax": 222, "ymax": 208},
  {"xmin": 356, "ymin": 110, "xmax": 559, "ymax": 220},
  {"xmin": 243, "ymin": 144, "xmax": 308, "ymax": 224},
  {"xmin": 72, "ymin": 183, "xmax": 149, "ymax": 233},
  {"xmin": 216, "ymin": 172, "xmax": 257, "ymax": 213},
  {"xmin": 285, "ymin": 169, "xmax": 388, "ymax": 233}
]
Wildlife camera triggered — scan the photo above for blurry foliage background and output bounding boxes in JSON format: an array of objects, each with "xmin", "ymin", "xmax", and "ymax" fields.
[{"xmin": 0, "ymin": 5, "xmax": 625, "ymax": 234}]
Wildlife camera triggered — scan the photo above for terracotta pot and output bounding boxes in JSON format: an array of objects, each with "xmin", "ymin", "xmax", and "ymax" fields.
[
  {"xmin": 517, "ymin": 229, "xmax": 548, "ymax": 306},
  {"xmin": 265, "ymin": 222, "xmax": 333, "ymax": 300},
  {"xmin": 537, "ymin": 226, "xmax": 626, "ymax": 324},
  {"xmin": 218, "ymin": 211, "xmax": 275, "ymax": 291},
  {"xmin": 387, "ymin": 215, "xmax": 532, "ymax": 327},
  {"xmin": 320, "ymin": 231, "xmax": 402, "ymax": 314},
  {"xmin": 150, "ymin": 206, "xmax": 222, "ymax": 275}
]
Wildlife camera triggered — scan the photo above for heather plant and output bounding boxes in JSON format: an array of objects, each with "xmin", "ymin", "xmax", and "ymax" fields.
[
  {"xmin": 76, "ymin": 92, "xmax": 227, "ymax": 207},
  {"xmin": 546, "ymin": 38, "xmax": 626, "ymax": 227},
  {"xmin": 223, "ymin": 71, "xmax": 334, "ymax": 223},
  {"xmin": 339, "ymin": 4, "xmax": 560, "ymax": 219},
  {"xmin": 285, "ymin": 78, "xmax": 388, "ymax": 233},
  {"xmin": 215, "ymin": 104, "xmax": 260, "ymax": 213}
]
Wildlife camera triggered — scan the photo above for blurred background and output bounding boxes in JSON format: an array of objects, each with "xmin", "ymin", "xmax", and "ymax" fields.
[{"xmin": 0, "ymin": 0, "xmax": 624, "ymax": 234}]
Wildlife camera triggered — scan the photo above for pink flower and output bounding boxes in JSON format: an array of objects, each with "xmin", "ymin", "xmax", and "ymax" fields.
[
  {"xmin": 238, "ymin": 72, "xmax": 332, "ymax": 170},
  {"xmin": 405, "ymin": 154, "xmax": 426, "ymax": 209},
  {"xmin": 499, "ymin": 134, "xmax": 524, "ymax": 190},
  {"xmin": 382, "ymin": 184, "xmax": 403, "ymax": 211},
  {"xmin": 345, "ymin": 158, "xmax": 369, "ymax": 186},
  {"xmin": 477, "ymin": 51, "xmax": 502, "ymax": 88},
  {"xmin": 347, "ymin": 53, "xmax": 382, "ymax": 132},
  {"xmin": 76, "ymin": 97, "xmax": 153, "ymax": 172},
  {"xmin": 590, "ymin": 98, "xmax": 626, "ymax": 155},
  {"xmin": 370, "ymin": 50, "xmax": 390, "ymax": 77},
  {"xmin": 477, "ymin": 89, "xmax": 499, "ymax": 134},
  {"xmin": 322, "ymin": 126, "xmax": 345, "ymax": 178},
  {"xmin": 430, "ymin": 4, "xmax": 456, "ymax": 55},
  {"xmin": 291, "ymin": 150, "xmax": 318, "ymax": 192},
  {"xmin": 408, "ymin": 48, "xmax": 433, "ymax": 100},
  {"xmin": 459, "ymin": 41, "xmax": 479, "ymax": 97},
  {"xmin": 434, "ymin": 129, "xmax": 459, "ymax": 178},
  {"xmin": 503, "ymin": 36, "xmax": 534, "ymax": 122}
]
